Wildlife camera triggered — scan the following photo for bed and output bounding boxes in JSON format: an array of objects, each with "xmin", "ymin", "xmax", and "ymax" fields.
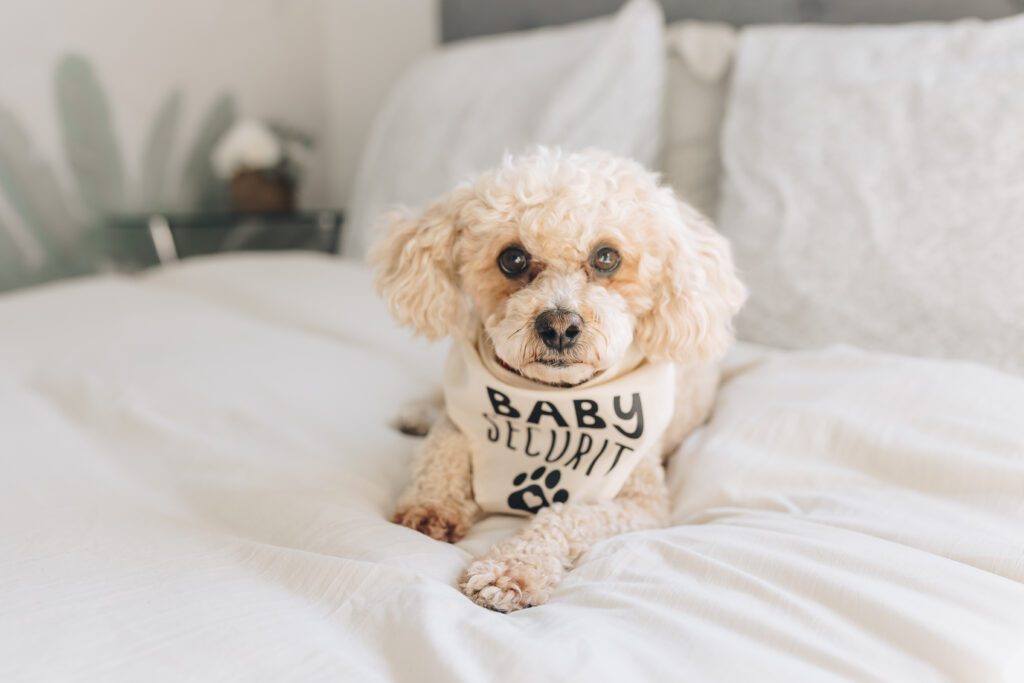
[
  {"xmin": 2, "ymin": 253, "xmax": 1023, "ymax": 680},
  {"xmin": 5, "ymin": 1, "xmax": 1024, "ymax": 681}
]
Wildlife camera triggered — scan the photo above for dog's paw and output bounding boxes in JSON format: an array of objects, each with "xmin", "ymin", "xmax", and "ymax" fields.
[
  {"xmin": 459, "ymin": 556, "xmax": 562, "ymax": 612},
  {"xmin": 393, "ymin": 503, "xmax": 469, "ymax": 543}
]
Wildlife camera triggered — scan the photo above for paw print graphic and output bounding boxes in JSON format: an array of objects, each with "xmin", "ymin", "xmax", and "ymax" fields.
[{"xmin": 507, "ymin": 466, "xmax": 569, "ymax": 514}]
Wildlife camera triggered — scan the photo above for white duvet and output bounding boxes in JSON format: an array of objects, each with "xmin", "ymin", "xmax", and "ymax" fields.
[{"xmin": 2, "ymin": 253, "xmax": 1023, "ymax": 682}]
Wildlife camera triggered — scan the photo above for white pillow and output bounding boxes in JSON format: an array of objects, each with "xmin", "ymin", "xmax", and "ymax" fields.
[
  {"xmin": 662, "ymin": 21, "xmax": 737, "ymax": 218},
  {"xmin": 344, "ymin": 0, "xmax": 664, "ymax": 258},
  {"xmin": 717, "ymin": 15, "xmax": 1024, "ymax": 375}
]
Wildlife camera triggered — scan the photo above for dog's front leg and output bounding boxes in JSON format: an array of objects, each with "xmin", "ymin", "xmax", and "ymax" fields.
[
  {"xmin": 393, "ymin": 416, "xmax": 479, "ymax": 542},
  {"xmin": 460, "ymin": 456, "xmax": 669, "ymax": 612}
]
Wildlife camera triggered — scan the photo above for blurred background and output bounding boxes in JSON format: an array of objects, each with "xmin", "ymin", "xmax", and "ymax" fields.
[
  {"xmin": 0, "ymin": 0, "xmax": 435, "ymax": 289},
  {"xmin": 1, "ymin": 0, "xmax": 1022, "ymax": 291}
]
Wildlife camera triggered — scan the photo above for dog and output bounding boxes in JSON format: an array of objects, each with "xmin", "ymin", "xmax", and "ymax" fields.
[{"xmin": 372, "ymin": 148, "xmax": 745, "ymax": 612}]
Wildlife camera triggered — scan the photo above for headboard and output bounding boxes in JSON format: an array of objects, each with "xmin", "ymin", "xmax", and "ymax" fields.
[{"xmin": 440, "ymin": 0, "xmax": 1023, "ymax": 42}]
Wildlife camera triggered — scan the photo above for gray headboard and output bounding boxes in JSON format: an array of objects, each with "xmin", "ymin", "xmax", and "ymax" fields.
[{"xmin": 440, "ymin": 0, "xmax": 1023, "ymax": 42}]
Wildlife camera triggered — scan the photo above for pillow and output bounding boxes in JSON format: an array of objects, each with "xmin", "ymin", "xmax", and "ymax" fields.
[
  {"xmin": 716, "ymin": 15, "xmax": 1024, "ymax": 375},
  {"xmin": 343, "ymin": 0, "xmax": 664, "ymax": 258},
  {"xmin": 662, "ymin": 21, "xmax": 736, "ymax": 219}
]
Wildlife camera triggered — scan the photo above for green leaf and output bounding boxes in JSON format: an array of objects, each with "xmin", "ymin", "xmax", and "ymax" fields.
[
  {"xmin": 0, "ymin": 215, "xmax": 79, "ymax": 292},
  {"xmin": 180, "ymin": 93, "xmax": 236, "ymax": 210},
  {"xmin": 54, "ymin": 54, "xmax": 126, "ymax": 219},
  {"xmin": 139, "ymin": 89, "xmax": 183, "ymax": 209},
  {"xmin": 0, "ymin": 218, "xmax": 32, "ymax": 291},
  {"xmin": 0, "ymin": 105, "xmax": 83, "ymax": 272}
]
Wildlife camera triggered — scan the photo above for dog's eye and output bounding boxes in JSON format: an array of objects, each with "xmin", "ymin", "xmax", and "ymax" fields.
[
  {"xmin": 591, "ymin": 247, "xmax": 621, "ymax": 275},
  {"xmin": 498, "ymin": 246, "xmax": 530, "ymax": 277}
]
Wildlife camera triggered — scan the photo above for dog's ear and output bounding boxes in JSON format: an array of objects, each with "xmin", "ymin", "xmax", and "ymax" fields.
[
  {"xmin": 634, "ymin": 201, "xmax": 747, "ymax": 363},
  {"xmin": 371, "ymin": 189, "xmax": 469, "ymax": 340}
]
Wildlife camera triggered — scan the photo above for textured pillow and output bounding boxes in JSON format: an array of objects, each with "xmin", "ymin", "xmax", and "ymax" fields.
[
  {"xmin": 717, "ymin": 15, "xmax": 1024, "ymax": 374},
  {"xmin": 662, "ymin": 21, "xmax": 736, "ymax": 219},
  {"xmin": 344, "ymin": 0, "xmax": 664, "ymax": 258}
]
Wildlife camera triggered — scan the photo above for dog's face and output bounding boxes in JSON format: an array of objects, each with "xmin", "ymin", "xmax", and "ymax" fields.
[
  {"xmin": 373, "ymin": 149, "xmax": 746, "ymax": 385},
  {"xmin": 455, "ymin": 198, "xmax": 657, "ymax": 386}
]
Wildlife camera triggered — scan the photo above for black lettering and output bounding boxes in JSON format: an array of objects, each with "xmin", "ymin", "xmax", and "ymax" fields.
[
  {"xmin": 524, "ymin": 426, "xmax": 542, "ymax": 457},
  {"xmin": 613, "ymin": 393, "xmax": 644, "ymax": 439},
  {"xmin": 584, "ymin": 440, "xmax": 610, "ymax": 475},
  {"xmin": 564, "ymin": 433, "xmax": 593, "ymax": 470},
  {"xmin": 606, "ymin": 443, "xmax": 634, "ymax": 474},
  {"xmin": 546, "ymin": 430, "xmax": 572, "ymax": 463},
  {"xmin": 527, "ymin": 401, "xmax": 568, "ymax": 427},
  {"xmin": 544, "ymin": 429, "xmax": 558, "ymax": 460},
  {"xmin": 483, "ymin": 413, "xmax": 499, "ymax": 442},
  {"xmin": 487, "ymin": 387, "xmax": 520, "ymax": 418},
  {"xmin": 573, "ymin": 399, "xmax": 606, "ymax": 429},
  {"xmin": 505, "ymin": 420, "xmax": 519, "ymax": 451}
]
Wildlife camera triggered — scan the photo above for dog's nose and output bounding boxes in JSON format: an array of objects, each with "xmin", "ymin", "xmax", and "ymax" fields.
[{"xmin": 535, "ymin": 309, "xmax": 583, "ymax": 352}]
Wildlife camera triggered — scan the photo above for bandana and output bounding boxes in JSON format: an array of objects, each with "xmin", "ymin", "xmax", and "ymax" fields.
[{"xmin": 443, "ymin": 334, "xmax": 676, "ymax": 516}]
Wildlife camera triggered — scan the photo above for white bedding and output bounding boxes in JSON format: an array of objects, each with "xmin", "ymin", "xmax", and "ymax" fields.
[
  {"xmin": 2, "ymin": 253, "xmax": 1023, "ymax": 682},
  {"xmin": 717, "ymin": 15, "xmax": 1024, "ymax": 373}
]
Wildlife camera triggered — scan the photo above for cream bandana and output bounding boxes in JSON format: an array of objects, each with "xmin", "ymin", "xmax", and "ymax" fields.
[{"xmin": 444, "ymin": 335, "xmax": 676, "ymax": 516}]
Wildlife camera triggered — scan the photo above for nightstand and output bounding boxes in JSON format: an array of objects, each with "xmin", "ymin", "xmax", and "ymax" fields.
[{"xmin": 109, "ymin": 210, "xmax": 343, "ymax": 269}]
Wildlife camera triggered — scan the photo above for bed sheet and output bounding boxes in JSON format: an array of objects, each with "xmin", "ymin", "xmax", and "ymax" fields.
[{"xmin": 2, "ymin": 253, "xmax": 1022, "ymax": 682}]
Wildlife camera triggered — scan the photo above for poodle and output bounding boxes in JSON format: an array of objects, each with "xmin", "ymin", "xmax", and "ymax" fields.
[{"xmin": 372, "ymin": 148, "xmax": 745, "ymax": 612}]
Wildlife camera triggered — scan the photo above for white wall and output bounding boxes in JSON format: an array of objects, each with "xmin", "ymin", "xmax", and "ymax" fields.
[
  {"xmin": 0, "ymin": 0, "xmax": 438, "ymax": 212},
  {"xmin": 0, "ymin": 0, "xmax": 326, "ymax": 207},
  {"xmin": 322, "ymin": 0, "xmax": 439, "ymax": 209}
]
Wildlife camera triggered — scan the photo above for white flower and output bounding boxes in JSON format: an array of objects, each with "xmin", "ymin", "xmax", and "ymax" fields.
[{"xmin": 211, "ymin": 119, "xmax": 282, "ymax": 178}]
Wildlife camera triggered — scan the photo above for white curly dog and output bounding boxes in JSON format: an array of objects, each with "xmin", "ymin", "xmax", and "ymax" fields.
[{"xmin": 373, "ymin": 148, "xmax": 745, "ymax": 612}]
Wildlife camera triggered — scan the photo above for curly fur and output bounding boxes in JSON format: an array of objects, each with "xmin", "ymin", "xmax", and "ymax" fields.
[{"xmin": 373, "ymin": 148, "xmax": 745, "ymax": 611}]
